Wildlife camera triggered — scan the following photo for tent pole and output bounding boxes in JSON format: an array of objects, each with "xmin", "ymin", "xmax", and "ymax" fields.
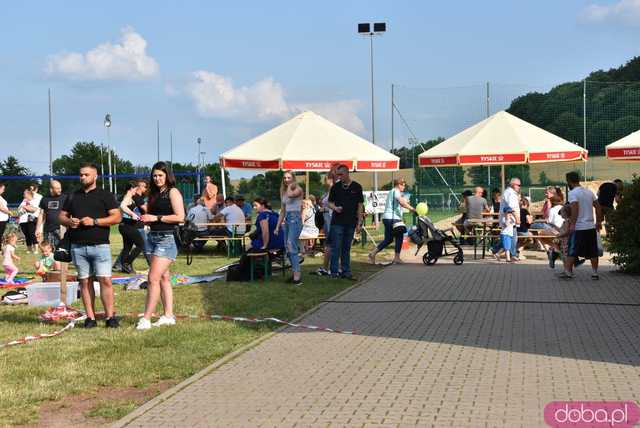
[
  {"xmin": 305, "ymin": 171, "xmax": 310, "ymax": 197},
  {"xmin": 501, "ymin": 165, "xmax": 505, "ymax": 191},
  {"xmin": 221, "ymin": 166, "xmax": 226, "ymax": 199}
]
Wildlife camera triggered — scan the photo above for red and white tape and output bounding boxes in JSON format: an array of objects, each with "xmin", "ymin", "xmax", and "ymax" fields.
[
  {"xmin": 0, "ymin": 316, "xmax": 85, "ymax": 349},
  {"xmin": 1, "ymin": 311, "xmax": 355, "ymax": 349}
]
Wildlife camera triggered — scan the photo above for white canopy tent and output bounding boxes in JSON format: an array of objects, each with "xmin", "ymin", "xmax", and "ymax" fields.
[
  {"xmin": 219, "ymin": 110, "xmax": 400, "ymax": 196},
  {"xmin": 606, "ymin": 129, "xmax": 640, "ymax": 161},
  {"xmin": 418, "ymin": 111, "xmax": 588, "ymax": 189}
]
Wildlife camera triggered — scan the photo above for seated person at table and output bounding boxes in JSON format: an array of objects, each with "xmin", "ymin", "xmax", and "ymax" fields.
[
  {"xmin": 453, "ymin": 190, "xmax": 473, "ymax": 236},
  {"xmin": 463, "ymin": 186, "xmax": 490, "ymax": 233},
  {"xmin": 490, "ymin": 189, "xmax": 501, "ymax": 213},
  {"xmin": 250, "ymin": 198, "xmax": 284, "ymax": 251},
  {"xmin": 210, "ymin": 196, "xmax": 247, "ymax": 237},
  {"xmin": 186, "ymin": 198, "xmax": 214, "ymax": 250}
]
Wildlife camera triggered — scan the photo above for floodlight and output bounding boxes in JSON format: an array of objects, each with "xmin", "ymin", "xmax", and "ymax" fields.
[
  {"xmin": 373, "ymin": 22, "xmax": 386, "ymax": 32},
  {"xmin": 104, "ymin": 114, "xmax": 111, "ymax": 128},
  {"xmin": 358, "ymin": 23, "xmax": 370, "ymax": 33}
]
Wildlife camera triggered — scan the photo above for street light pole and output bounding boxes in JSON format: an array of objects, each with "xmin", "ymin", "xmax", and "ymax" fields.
[
  {"xmin": 358, "ymin": 22, "xmax": 386, "ymax": 223},
  {"xmin": 197, "ymin": 137, "xmax": 202, "ymax": 195},
  {"xmin": 48, "ymin": 88, "xmax": 53, "ymax": 176},
  {"xmin": 104, "ymin": 114, "xmax": 112, "ymax": 193}
]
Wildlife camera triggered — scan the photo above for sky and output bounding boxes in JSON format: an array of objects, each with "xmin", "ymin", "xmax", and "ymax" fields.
[{"xmin": 1, "ymin": 0, "xmax": 639, "ymax": 178}]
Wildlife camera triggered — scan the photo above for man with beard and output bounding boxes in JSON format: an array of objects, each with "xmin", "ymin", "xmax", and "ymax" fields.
[
  {"xmin": 59, "ymin": 163, "xmax": 121, "ymax": 328},
  {"xmin": 36, "ymin": 180, "xmax": 66, "ymax": 248}
]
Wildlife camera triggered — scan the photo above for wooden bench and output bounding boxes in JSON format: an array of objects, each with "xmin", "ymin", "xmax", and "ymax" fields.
[{"xmin": 189, "ymin": 222, "xmax": 251, "ymax": 258}]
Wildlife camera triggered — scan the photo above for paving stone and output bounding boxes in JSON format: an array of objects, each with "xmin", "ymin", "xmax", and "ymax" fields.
[{"xmin": 115, "ymin": 263, "xmax": 640, "ymax": 427}]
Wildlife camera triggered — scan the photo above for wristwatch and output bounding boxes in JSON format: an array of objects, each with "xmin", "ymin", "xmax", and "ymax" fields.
[
  {"xmin": 157, "ymin": 215, "xmax": 163, "ymax": 223},
  {"xmin": 93, "ymin": 218, "xmax": 98, "ymax": 226}
]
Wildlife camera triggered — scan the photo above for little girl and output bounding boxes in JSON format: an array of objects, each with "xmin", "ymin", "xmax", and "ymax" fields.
[
  {"xmin": 494, "ymin": 207, "xmax": 516, "ymax": 262},
  {"xmin": 553, "ymin": 205, "xmax": 572, "ymax": 262},
  {"xmin": 3, "ymin": 233, "xmax": 20, "ymax": 283}
]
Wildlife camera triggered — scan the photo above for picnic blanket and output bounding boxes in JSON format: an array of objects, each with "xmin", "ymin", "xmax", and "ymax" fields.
[
  {"xmin": 123, "ymin": 274, "xmax": 223, "ymax": 290},
  {"xmin": 0, "ymin": 276, "xmax": 35, "ymax": 289}
]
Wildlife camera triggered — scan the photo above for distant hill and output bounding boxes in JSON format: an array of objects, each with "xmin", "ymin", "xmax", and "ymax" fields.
[{"xmin": 507, "ymin": 57, "xmax": 640, "ymax": 156}]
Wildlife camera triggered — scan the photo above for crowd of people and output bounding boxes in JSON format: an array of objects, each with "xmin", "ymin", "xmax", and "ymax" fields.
[{"xmin": 0, "ymin": 161, "xmax": 627, "ymax": 329}]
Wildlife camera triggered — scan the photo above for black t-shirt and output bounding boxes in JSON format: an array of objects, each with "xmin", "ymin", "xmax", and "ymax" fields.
[
  {"xmin": 148, "ymin": 189, "xmax": 175, "ymax": 231},
  {"xmin": 329, "ymin": 180, "xmax": 364, "ymax": 226},
  {"xmin": 62, "ymin": 188, "xmax": 118, "ymax": 245},
  {"xmin": 598, "ymin": 182, "xmax": 617, "ymax": 209},
  {"xmin": 518, "ymin": 208, "xmax": 531, "ymax": 233},
  {"xmin": 122, "ymin": 194, "xmax": 146, "ymax": 228},
  {"xmin": 39, "ymin": 194, "xmax": 67, "ymax": 232}
]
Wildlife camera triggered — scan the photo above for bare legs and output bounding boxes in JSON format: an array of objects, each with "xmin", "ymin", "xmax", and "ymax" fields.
[{"xmin": 143, "ymin": 256, "xmax": 174, "ymax": 320}]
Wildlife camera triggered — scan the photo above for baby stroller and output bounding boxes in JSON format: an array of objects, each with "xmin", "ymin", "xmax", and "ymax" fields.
[{"xmin": 408, "ymin": 216, "xmax": 464, "ymax": 265}]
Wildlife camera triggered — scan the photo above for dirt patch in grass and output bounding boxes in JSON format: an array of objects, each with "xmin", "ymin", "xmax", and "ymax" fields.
[{"xmin": 24, "ymin": 380, "xmax": 176, "ymax": 427}]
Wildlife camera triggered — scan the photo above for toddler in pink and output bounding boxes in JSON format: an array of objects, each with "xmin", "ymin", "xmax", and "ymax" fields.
[{"xmin": 3, "ymin": 233, "xmax": 20, "ymax": 283}]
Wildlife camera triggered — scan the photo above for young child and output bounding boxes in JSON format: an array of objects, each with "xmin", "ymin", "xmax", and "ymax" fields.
[
  {"xmin": 2, "ymin": 233, "xmax": 20, "ymax": 283},
  {"xmin": 494, "ymin": 207, "xmax": 516, "ymax": 262},
  {"xmin": 34, "ymin": 241, "xmax": 60, "ymax": 277}
]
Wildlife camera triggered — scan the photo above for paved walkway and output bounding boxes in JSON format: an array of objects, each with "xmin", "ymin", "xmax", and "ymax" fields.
[{"xmin": 115, "ymin": 261, "xmax": 640, "ymax": 427}]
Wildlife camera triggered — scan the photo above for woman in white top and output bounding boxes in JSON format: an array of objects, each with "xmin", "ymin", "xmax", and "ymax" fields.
[
  {"xmin": 0, "ymin": 183, "xmax": 10, "ymax": 251},
  {"xmin": 368, "ymin": 179, "xmax": 416, "ymax": 264},
  {"xmin": 18, "ymin": 189, "xmax": 38, "ymax": 253},
  {"xmin": 299, "ymin": 198, "xmax": 319, "ymax": 254}
]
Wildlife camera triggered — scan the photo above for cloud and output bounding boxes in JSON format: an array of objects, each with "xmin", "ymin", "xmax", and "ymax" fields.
[
  {"xmin": 580, "ymin": 0, "xmax": 640, "ymax": 25},
  {"xmin": 186, "ymin": 70, "xmax": 365, "ymax": 133},
  {"xmin": 46, "ymin": 27, "xmax": 159, "ymax": 80},
  {"xmin": 186, "ymin": 71, "xmax": 290, "ymax": 120}
]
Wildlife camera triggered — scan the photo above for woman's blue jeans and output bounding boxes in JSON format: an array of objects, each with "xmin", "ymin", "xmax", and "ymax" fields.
[
  {"xmin": 283, "ymin": 211, "xmax": 302, "ymax": 273},
  {"xmin": 376, "ymin": 219, "xmax": 403, "ymax": 254}
]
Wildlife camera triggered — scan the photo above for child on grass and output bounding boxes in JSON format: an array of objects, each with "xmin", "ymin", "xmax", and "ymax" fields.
[
  {"xmin": 494, "ymin": 207, "xmax": 516, "ymax": 262},
  {"xmin": 34, "ymin": 241, "xmax": 60, "ymax": 277},
  {"xmin": 2, "ymin": 233, "xmax": 20, "ymax": 283}
]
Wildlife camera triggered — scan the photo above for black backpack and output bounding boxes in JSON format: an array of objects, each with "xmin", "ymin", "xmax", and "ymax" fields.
[{"xmin": 314, "ymin": 208, "xmax": 325, "ymax": 230}]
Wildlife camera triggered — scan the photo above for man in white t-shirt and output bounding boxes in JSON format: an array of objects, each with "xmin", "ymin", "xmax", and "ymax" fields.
[
  {"xmin": 559, "ymin": 171, "xmax": 603, "ymax": 280},
  {"xmin": 0, "ymin": 183, "xmax": 10, "ymax": 250},
  {"xmin": 492, "ymin": 178, "xmax": 521, "ymax": 260},
  {"xmin": 211, "ymin": 196, "xmax": 246, "ymax": 236}
]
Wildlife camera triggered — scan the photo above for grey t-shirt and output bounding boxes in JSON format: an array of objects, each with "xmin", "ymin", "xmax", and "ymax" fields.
[{"xmin": 466, "ymin": 195, "xmax": 489, "ymax": 220}]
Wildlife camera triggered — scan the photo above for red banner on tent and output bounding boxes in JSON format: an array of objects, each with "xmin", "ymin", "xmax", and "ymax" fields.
[
  {"xmin": 458, "ymin": 153, "xmax": 526, "ymax": 164},
  {"xmin": 222, "ymin": 159, "xmax": 281, "ymax": 169},
  {"xmin": 529, "ymin": 151, "xmax": 585, "ymax": 162},
  {"xmin": 356, "ymin": 160, "xmax": 400, "ymax": 170},
  {"xmin": 607, "ymin": 147, "xmax": 640, "ymax": 160},
  {"xmin": 281, "ymin": 160, "xmax": 354, "ymax": 170},
  {"xmin": 418, "ymin": 156, "xmax": 458, "ymax": 166}
]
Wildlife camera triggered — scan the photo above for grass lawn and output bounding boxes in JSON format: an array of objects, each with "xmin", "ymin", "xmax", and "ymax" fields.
[{"xmin": 0, "ymin": 231, "xmax": 389, "ymax": 427}]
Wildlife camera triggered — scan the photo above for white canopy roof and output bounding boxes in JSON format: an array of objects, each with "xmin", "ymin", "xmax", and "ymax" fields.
[
  {"xmin": 220, "ymin": 111, "xmax": 399, "ymax": 171},
  {"xmin": 606, "ymin": 129, "xmax": 640, "ymax": 160},
  {"xmin": 418, "ymin": 111, "xmax": 588, "ymax": 167}
]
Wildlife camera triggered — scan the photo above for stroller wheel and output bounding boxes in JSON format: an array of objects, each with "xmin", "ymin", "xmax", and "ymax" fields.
[
  {"xmin": 423, "ymin": 252, "xmax": 437, "ymax": 265},
  {"xmin": 453, "ymin": 251, "xmax": 464, "ymax": 265}
]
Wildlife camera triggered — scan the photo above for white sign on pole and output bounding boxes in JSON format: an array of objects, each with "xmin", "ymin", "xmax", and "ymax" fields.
[{"xmin": 363, "ymin": 190, "xmax": 411, "ymax": 215}]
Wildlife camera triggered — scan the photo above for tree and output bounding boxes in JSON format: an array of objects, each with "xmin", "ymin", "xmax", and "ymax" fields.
[
  {"xmin": 53, "ymin": 141, "xmax": 134, "ymax": 176},
  {"xmin": 0, "ymin": 156, "xmax": 35, "ymax": 203}
]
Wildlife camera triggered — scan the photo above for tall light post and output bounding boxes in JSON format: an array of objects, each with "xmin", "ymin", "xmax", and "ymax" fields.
[
  {"xmin": 48, "ymin": 89, "xmax": 53, "ymax": 176},
  {"xmin": 104, "ymin": 114, "xmax": 112, "ymax": 193},
  {"xmin": 358, "ymin": 22, "xmax": 386, "ymax": 222},
  {"xmin": 196, "ymin": 137, "xmax": 202, "ymax": 194}
]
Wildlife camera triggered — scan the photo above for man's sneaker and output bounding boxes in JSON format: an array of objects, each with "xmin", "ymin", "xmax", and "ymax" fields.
[
  {"xmin": 84, "ymin": 318, "xmax": 98, "ymax": 329},
  {"xmin": 591, "ymin": 273, "xmax": 600, "ymax": 280},
  {"xmin": 341, "ymin": 274, "xmax": 357, "ymax": 281},
  {"xmin": 136, "ymin": 317, "xmax": 152, "ymax": 331},
  {"xmin": 575, "ymin": 259, "xmax": 586, "ymax": 268},
  {"xmin": 121, "ymin": 263, "xmax": 134, "ymax": 274},
  {"xmin": 556, "ymin": 271, "xmax": 574, "ymax": 279},
  {"xmin": 292, "ymin": 279, "xmax": 303, "ymax": 286},
  {"xmin": 105, "ymin": 317, "xmax": 120, "ymax": 328},
  {"xmin": 547, "ymin": 250, "xmax": 556, "ymax": 269},
  {"xmin": 152, "ymin": 315, "xmax": 176, "ymax": 327}
]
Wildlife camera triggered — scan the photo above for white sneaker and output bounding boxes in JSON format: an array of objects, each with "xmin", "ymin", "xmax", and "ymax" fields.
[
  {"xmin": 136, "ymin": 317, "xmax": 152, "ymax": 330},
  {"xmin": 152, "ymin": 315, "xmax": 176, "ymax": 327}
]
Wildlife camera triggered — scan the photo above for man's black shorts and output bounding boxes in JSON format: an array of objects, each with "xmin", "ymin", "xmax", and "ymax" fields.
[{"xmin": 567, "ymin": 228, "xmax": 598, "ymax": 259}]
